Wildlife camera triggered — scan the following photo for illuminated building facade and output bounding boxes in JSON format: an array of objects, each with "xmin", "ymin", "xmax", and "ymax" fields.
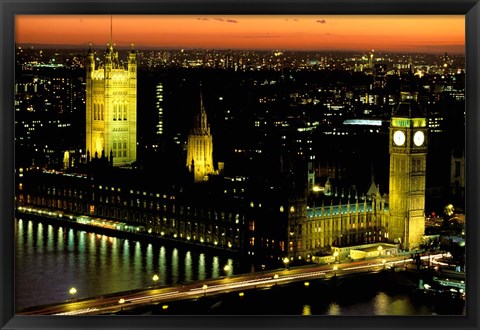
[
  {"xmin": 186, "ymin": 91, "xmax": 214, "ymax": 182},
  {"xmin": 288, "ymin": 93, "xmax": 427, "ymax": 260},
  {"xmin": 289, "ymin": 179, "xmax": 388, "ymax": 261},
  {"xmin": 85, "ymin": 44, "xmax": 137, "ymax": 166},
  {"xmin": 18, "ymin": 169, "xmax": 247, "ymax": 253}
]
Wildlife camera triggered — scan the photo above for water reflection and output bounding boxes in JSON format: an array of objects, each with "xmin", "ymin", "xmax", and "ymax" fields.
[
  {"xmin": 327, "ymin": 303, "xmax": 341, "ymax": 315},
  {"xmin": 302, "ymin": 305, "xmax": 312, "ymax": 316},
  {"xmin": 373, "ymin": 292, "xmax": 389, "ymax": 315},
  {"xmin": 15, "ymin": 218, "xmax": 236, "ymax": 310},
  {"xmin": 198, "ymin": 253, "xmax": 205, "ymax": 281},
  {"xmin": 185, "ymin": 251, "xmax": 192, "ymax": 283}
]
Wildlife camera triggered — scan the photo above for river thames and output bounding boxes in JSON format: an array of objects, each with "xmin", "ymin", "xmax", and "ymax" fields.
[{"xmin": 15, "ymin": 216, "xmax": 465, "ymax": 315}]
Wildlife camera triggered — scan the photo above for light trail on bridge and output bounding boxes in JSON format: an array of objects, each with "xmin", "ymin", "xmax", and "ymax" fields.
[{"xmin": 28, "ymin": 253, "xmax": 447, "ymax": 315}]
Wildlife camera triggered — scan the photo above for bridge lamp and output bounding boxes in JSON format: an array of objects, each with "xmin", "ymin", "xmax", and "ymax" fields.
[
  {"xmin": 152, "ymin": 274, "xmax": 159, "ymax": 288},
  {"xmin": 118, "ymin": 298, "xmax": 125, "ymax": 311},
  {"xmin": 333, "ymin": 265, "xmax": 338, "ymax": 276},
  {"xmin": 202, "ymin": 284, "xmax": 208, "ymax": 296},
  {"xmin": 283, "ymin": 257, "xmax": 290, "ymax": 269},
  {"xmin": 333, "ymin": 251, "xmax": 339, "ymax": 262},
  {"xmin": 382, "ymin": 259, "xmax": 386, "ymax": 269},
  {"xmin": 223, "ymin": 265, "xmax": 231, "ymax": 277},
  {"xmin": 273, "ymin": 274, "xmax": 279, "ymax": 284},
  {"xmin": 69, "ymin": 287, "xmax": 77, "ymax": 301}
]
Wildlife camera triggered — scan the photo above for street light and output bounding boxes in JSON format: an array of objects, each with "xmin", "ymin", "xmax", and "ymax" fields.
[
  {"xmin": 223, "ymin": 265, "xmax": 231, "ymax": 277},
  {"xmin": 378, "ymin": 245, "xmax": 383, "ymax": 256},
  {"xmin": 382, "ymin": 259, "xmax": 386, "ymax": 269},
  {"xmin": 312, "ymin": 186, "xmax": 322, "ymax": 218},
  {"xmin": 333, "ymin": 251, "xmax": 339, "ymax": 263},
  {"xmin": 283, "ymin": 257, "xmax": 290, "ymax": 270},
  {"xmin": 273, "ymin": 274, "xmax": 279, "ymax": 284},
  {"xmin": 152, "ymin": 274, "xmax": 159, "ymax": 288},
  {"xmin": 118, "ymin": 298, "xmax": 125, "ymax": 311},
  {"xmin": 333, "ymin": 265, "xmax": 338, "ymax": 276},
  {"xmin": 69, "ymin": 287, "xmax": 77, "ymax": 301},
  {"xmin": 202, "ymin": 284, "xmax": 208, "ymax": 297}
]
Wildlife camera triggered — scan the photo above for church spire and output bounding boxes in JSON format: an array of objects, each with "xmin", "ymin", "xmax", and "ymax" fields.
[
  {"xmin": 186, "ymin": 83, "xmax": 214, "ymax": 182},
  {"xmin": 194, "ymin": 83, "xmax": 209, "ymax": 134}
]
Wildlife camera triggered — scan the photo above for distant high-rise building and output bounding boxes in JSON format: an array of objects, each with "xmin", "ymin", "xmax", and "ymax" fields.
[
  {"xmin": 85, "ymin": 43, "xmax": 137, "ymax": 166},
  {"xmin": 156, "ymin": 82, "xmax": 164, "ymax": 136},
  {"xmin": 368, "ymin": 49, "xmax": 375, "ymax": 68},
  {"xmin": 186, "ymin": 89, "xmax": 214, "ymax": 182}
]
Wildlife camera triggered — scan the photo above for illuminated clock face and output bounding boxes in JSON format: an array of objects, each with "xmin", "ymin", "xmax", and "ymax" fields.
[
  {"xmin": 393, "ymin": 130, "xmax": 406, "ymax": 146},
  {"xmin": 413, "ymin": 131, "xmax": 425, "ymax": 146}
]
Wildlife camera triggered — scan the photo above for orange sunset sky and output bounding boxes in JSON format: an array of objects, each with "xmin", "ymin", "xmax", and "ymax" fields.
[{"xmin": 16, "ymin": 15, "xmax": 465, "ymax": 53}]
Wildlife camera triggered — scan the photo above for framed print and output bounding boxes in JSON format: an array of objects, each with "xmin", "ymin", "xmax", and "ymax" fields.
[{"xmin": 1, "ymin": 1, "xmax": 479, "ymax": 330}]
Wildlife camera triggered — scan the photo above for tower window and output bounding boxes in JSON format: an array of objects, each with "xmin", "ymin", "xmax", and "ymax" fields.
[
  {"xmin": 455, "ymin": 161, "xmax": 461, "ymax": 177},
  {"xmin": 117, "ymin": 104, "xmax": 122, "ymax": 121}
]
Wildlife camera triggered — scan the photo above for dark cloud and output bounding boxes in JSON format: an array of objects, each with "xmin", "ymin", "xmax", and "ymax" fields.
[
  {"xmin": 316, "ymin": 19, "xmax": 327, "ymax": 24},
  {"xmin": 197, "ymin": 17, "xmax": 237, "ymax": 23}
]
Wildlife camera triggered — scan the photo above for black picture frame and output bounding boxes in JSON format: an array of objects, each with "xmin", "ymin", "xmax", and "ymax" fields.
[{"xmin": 1, "ymin": 0, "xmax": 479, "ymax": 329}]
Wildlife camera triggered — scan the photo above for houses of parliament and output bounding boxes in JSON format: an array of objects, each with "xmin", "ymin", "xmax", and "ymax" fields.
[{"xmin": 17, "ymin": 42, "xmax": 429, "ymax": 264}]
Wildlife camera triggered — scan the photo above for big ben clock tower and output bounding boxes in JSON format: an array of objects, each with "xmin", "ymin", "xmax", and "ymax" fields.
[{"xmin": 389, "ymin": 92, "xmax": 427, "ymax": 250}]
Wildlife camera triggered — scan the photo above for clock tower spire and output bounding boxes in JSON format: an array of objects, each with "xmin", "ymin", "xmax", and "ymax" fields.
[{"xmin": 388, "ymin": 92, "xmax": 427, "ymax": 250}]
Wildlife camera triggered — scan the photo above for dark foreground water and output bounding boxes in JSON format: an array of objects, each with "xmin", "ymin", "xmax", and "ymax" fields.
[{"xmin": 15, "ymin": 217, "xmax": 465, "ymax": 315}]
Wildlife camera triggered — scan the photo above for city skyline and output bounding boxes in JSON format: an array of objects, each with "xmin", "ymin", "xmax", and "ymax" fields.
[
  {"xmin": 13, "ymin": 15, "xmax": 466, "ymax": 315},
  {"xmin": 15, "ymin": 15, "xmax": 464, "ymax": 54}
]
